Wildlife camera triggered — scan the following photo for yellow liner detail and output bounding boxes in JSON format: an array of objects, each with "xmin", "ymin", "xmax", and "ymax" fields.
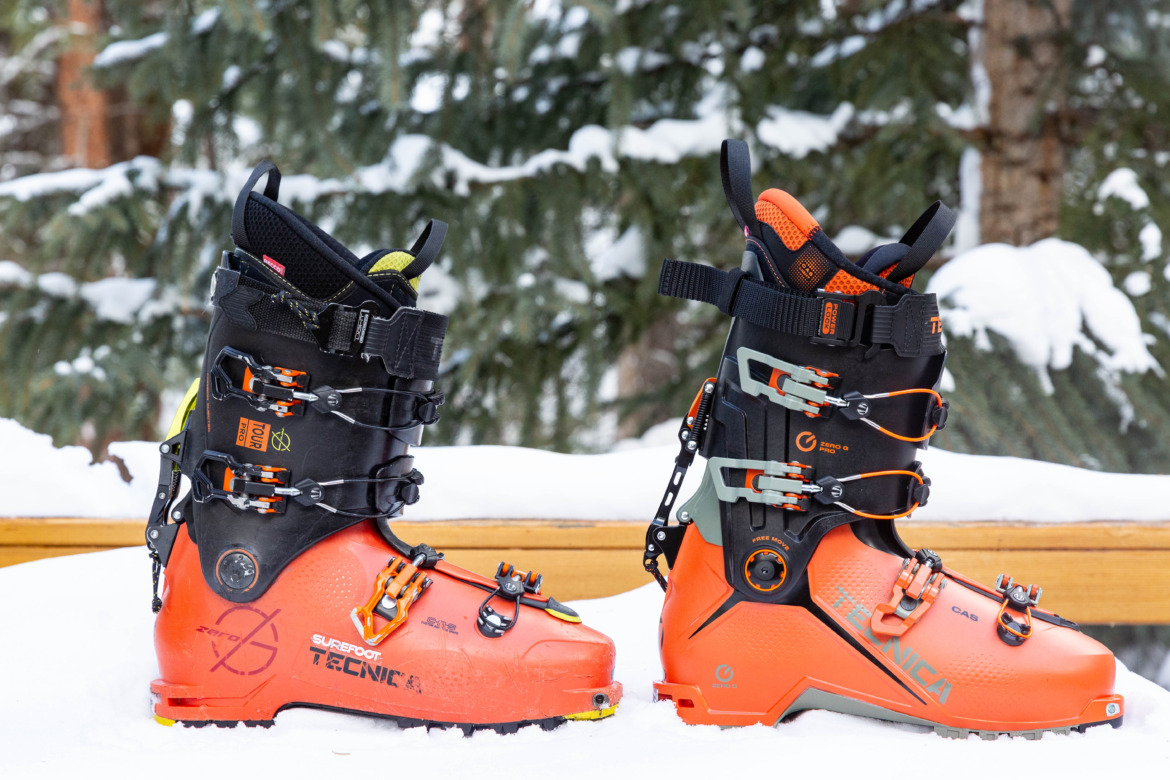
[
  {"xmin": 368, "ymin": 250, "xmax": 420, "ymax": 290},
  {"xmin": 563, "ymin": 704, "xmax": 618, "ymax": 721},
  {"xmin": 166, "ymin": 379, "xmax": 201, "ymax": 438},
  {"xmin": 154, "ymin": 715, "xmax": 176, "ymax": 727}
]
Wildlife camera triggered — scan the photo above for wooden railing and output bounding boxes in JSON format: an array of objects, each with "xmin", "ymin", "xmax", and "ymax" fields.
[{"xmin": 2, "ymin": 517, "xmax": 1167, "ymax": 624}]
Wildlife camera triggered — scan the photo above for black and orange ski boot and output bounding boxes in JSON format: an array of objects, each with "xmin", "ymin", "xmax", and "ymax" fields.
[
  {"xmin": 643, "ymin": 140, "xmax": 1122, "ymax": 737},
  {"xmin": 145, "ymin": 162, "xmax": 620, "ymax": 733}
]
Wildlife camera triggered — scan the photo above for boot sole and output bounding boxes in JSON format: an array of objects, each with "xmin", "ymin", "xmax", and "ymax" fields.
[
  {"xmin": 154, "ymin": 701, "xmax": 619, "ymax": 736},
  {"xmin": 656, "ymin": 683, "xmax": 1122, "ymax": 738}
]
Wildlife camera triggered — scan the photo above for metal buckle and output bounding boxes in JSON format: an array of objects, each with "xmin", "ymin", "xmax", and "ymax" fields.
[
  {"xmin": 707, "ymin": 456, "xmax": 814, "ymax": 511},
  {"xmin": 192, "ymin": 451, "xmax": 293, "ymax": 514},
  {"xmin": 870, "ymin": 548, "xmax": 946, "ymax": 637},
  {"xmin": 476, "ymin": 562, "xmax": 544, "ymax": 638},
  {"xmin": 994, "ymin": 574, "xmax": 1040, "ymax": 646},
  {"xmin": 210, "ymin": 347, "xmax": 313, "ymax": 418},
  {"xmin": 351, "ymin": 554, "xmax": 430, "ymax": 646},
  {"xmin": 737, "ymin": 348, "xmax": 839, "ymax": 416}
]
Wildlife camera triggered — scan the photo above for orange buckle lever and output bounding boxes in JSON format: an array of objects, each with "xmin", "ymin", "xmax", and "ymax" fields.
[
  {"xmin": 350, "ymin": 555, "xmax": 430, "ymax": 646},
  {"xmin": 870, "ymin": 548, "xmax": 946, "ymax": 637},
  {"xmin": 994, "ymin": 574, "xmax": 1041, "ymax": 646},
  {"xmin": 210, "ymin": 346, "xmax": 314, "ymax": 418}
]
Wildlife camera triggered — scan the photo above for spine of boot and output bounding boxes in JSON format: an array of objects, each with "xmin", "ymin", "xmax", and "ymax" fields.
[
  {"xmin": 646, "ymin": 139, "xmax": 951, "ymax": 603},
  {"xmin": 145, "ymin": 161, "xmax": 449, "ymax": 606}
]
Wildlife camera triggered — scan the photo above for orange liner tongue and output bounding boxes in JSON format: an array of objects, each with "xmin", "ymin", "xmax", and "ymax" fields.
[
  {"xmin": 755, "ymin": 189, "xmax": 821, "ymax": 251},
  {"xmin": 753, "ymin": 188, "xmax": 892, "ymax": 295}
]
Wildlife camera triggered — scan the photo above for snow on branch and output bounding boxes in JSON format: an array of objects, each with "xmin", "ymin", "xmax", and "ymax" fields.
[{"xmin": 928, "ymin": 239, "xmax": 1162, "ymax": 394}]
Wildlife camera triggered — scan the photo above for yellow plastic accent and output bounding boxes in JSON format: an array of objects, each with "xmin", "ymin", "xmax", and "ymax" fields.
[
  {"xmin": 154, "ymin": 715, "xmax": 176, "ymax": 727},
  {"xmin": 545, "ymin": 607, "xmax": 582, "ymax": 623},
  {"xmin": 166, "ymin": 379, "xmax": 201, "ymax": 438},
  {"xmin": 563, "ymin": 704, "xmax": 618, "ymax": 721},
  {"xmin": 368, "ymin": 250, "xmax": 420, "ymax": 290}
]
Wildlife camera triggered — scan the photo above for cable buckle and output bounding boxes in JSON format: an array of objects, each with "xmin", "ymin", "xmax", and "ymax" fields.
[
  {"xmin": 870, "ymin": 548, "xmax": 946, "ymax": 637},
  {"xmin": 476, "ymin": 562, "xmax": 543, "ymax": 638},
  {"xmin": 192, "ymin": 451, "xmax": 293, "ymax": 514},
  {"xmin": 708, "ymin": 456, "xmax": 815, "ymax": 511},
  {"xmin": 210, "ymin": 347, "xmax": 315, "ymax": 418},
  {"xmin": 737, "ymin": 348, "xmax": 839, "ymax": 416},
  {"xmin": 350, "ymin": 554, "xmax": 430, "ymax": 646},
  {"xmin": 994, "ymin": 574, "xmax": 1041, "ymax": 646}
]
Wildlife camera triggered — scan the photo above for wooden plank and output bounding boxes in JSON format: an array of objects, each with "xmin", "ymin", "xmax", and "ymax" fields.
[
  {"xmin": 0, "ymin": 518, "xmax": 145, "ymax": 547},
  {"xmin": 899, "ymin": 521, "xmax": 1170, "ymax": 551},
  {"xmin": 5, "ymin": 518, "xmax": 1170, "ymax": 552},
  {"xmin": 2, "ymin": 518, "xmax": 1168, "ymax": 623},
  {"xmin": 0, "ymin": 546, "xmax": 122, "ymax": 568}
]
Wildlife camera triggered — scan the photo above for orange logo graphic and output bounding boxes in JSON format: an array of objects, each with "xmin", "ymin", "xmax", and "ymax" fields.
[
  {"xmin": 795, "ymin": 432, "xmax": 817, "ymax": 452},
  {"xmin": 821, "ymin": 301, "xmax": 839, "ymax": 335},
  {"xmin": 236, "ymin": 417, "xmax": 271, "ymax": 452},
  {"xmin": 930, "ymin": 316, "xmax": 942, "ymax": 335}
]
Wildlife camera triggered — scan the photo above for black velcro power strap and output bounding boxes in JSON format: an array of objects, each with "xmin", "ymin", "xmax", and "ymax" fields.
[
  {"xmin": 213, "ymin": 267, "xmax": 449, "ymax": 380},
  {"xmin": 721, "ymin": 140, "xmax": 759, "ymax": 238},
  {"xmin": 362, "ymin": 307, "xmax": 449, "ymax": 380},
  {"xmin": 658, "ymin": 258, "xmax": 944, "ymax": 357},
  {"xmin": 868, "ymin": 293, "xmax": 944, "ymax": 358}
]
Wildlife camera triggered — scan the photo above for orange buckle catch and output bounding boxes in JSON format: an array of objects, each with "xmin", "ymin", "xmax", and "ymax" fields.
[
  {"xmin": 870, "ymin": 548, "xmax": 945, "ymax": 637},
  {"xmin": 350, "ymin": 555, "xmax": 430, "ymax": 646}
]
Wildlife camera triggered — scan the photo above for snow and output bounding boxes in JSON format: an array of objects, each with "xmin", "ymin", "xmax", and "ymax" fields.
[
  {"xmin": 1098, "ymin": 168, "xmax": 1150, "ymax": 210},
  {"xmin": 92, "ymin": 32, "xmax": 168, "ymax": 68},
  {"xmin": 1140, "ymin": 222, "xmax": 1162, "ymax": 261},
  {"xmin": 588, "ymin": 226, "xmax": 646, "ymax": 281},
  {"xmin": 0, "ymin": 549, "xmax": 1166, "ymax": 778},
  {"xmin": 3, "ymin": 415, "xmax": 1170, "ymax": 523},
  {"xmin": 928, "ymin": 239, "xmax": 1161, "ymax": 387},
  {"xmin": 79, "ymin": 277, "xmax": 158, "ymax": 324},
  {"xmin": 1124, "ymin": 271, "xmax": 1152, "ymax": 297},
  {"xmin": 833, "ymin": 225, "xmax": 882, "ymax": 255}
]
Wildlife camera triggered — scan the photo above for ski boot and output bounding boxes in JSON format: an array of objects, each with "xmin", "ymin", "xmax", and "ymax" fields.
[
  {"xmin": 643, "ymin": 140, "xmax": 1122, "ymax": 737},
  {"xmin": 146, "ymin": 162, "xmax": 620, "ymax": 733}
]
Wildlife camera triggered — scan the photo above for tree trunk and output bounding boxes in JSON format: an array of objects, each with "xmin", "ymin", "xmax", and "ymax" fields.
[
  {"xmin": 979, "ymin": 0, "xmax": 1071, "ymax": 246},
  {"xmin": 58, "ymin": 0, "xmax": 110, "ymax": 168},
  {"xmin": 616, "ymin": 315, "xmax": 678, "ymax": 440}
]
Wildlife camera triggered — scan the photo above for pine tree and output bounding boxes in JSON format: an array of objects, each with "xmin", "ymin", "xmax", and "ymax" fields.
[{"xmin": 0, "ymin": 0, "xmax": 1167, "ymax": 474}]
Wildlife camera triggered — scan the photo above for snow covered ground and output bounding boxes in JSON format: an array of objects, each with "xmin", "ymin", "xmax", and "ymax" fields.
[
  {"xmin": 0, "ymin": 548, "xmax": 1166, "ymax": 779},
  {"xmin": 2, "ymin": 416, "xmax": 1170, "ymax": 523}
]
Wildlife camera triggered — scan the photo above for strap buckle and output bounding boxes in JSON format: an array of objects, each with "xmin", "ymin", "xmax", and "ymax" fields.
[
  {"xmin": 350, "ymin": 554, "xmax": 430, "ymax": 646},
  {"xmin": 210, "ymin": 347, "xmax": 313, "ymax": 418},
  {"xmin": 994, "ymin": 574, "xmax": 1041, "ymax": 646},
  {"xmin": 810, "ymin": 290, "xmax": 882, "ymax": 348},
  {"xmin": 313, "ymin": 301, "xmax": 379, "ymax": 357},
  {"xmin": 477, "ymin": 562, "xmax": 544, "ymax": 638},
  {"xmin": 870, "ymin": 548, "xmax": 946, "ymax": 637}
]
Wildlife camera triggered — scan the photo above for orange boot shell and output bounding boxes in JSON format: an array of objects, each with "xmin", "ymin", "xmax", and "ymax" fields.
[
  {"xmin": 153, "ymin": 524, "xmax": 620, "ymax": 730},
  {"xmin": 656, "ymin": 524, "xmax": 1121, "ymax": 734}
]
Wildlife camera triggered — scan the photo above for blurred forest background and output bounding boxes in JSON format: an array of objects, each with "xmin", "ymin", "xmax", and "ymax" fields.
[{"xmin": 1, "ymin": 0, "xmax": 1169, "ymax": 472}]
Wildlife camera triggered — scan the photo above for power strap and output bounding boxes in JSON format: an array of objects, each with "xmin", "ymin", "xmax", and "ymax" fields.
[
  {"xmin": 212, "ymin": 262, "xmax": 449, "ymax": 380},
  {"xmin": 658, "ymin": 258, "xmax": 944, "ymax": 358}
]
